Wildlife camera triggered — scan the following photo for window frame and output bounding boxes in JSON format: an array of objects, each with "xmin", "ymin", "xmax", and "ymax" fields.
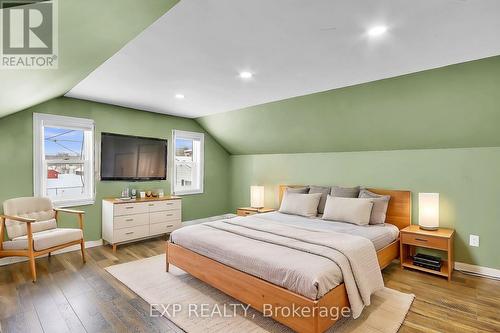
[
  {"xmin": 33, "ymin": 113, "xmax": 95, "ymax": 207},
  {"xmin": 172, "ymin": 130, "xmax": 205, "ymax": 196}
]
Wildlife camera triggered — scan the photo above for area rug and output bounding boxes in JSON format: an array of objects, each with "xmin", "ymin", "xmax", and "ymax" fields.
[{"xmin": 106, "ymin": 255, "xmax": 414, "ymax": 333}]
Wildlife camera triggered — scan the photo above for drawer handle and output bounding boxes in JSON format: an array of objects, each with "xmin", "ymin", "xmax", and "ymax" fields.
[
  {"xmin": 166, "ymin": 203, "xmax": 173, "ymax": 205},
  {"xmin": 415, "ymin": 238, "xmax": 428, "ymax": 242},
  {"xmin": 148, "ymin": 204, "xmax": 154, "ymax": 206},
  {"xmin": 125, "ymin": 232, "xmax": 134, "ymax": 235},
  {"xmin": 166, "ymin": 214, "xmax": 173, "ymax": 217},
  {"xmin": 125, "ymin": 219, "xmax": 133, "ymax": 222},
  {"xmin": 125, "ymin": 207, "xmax": 134, "ymax": 209},
  {"xmin": 166, "ymin": 224, "xmax": 173, "ymax": 227}
]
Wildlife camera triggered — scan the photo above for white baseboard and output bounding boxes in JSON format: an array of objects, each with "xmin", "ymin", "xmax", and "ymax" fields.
[
  {"xmin": 455, "ymin": 261, "xmax": 500, "ymax": 279},
  {"xmin": 0, "ymin": 239, "xmax": 103, "ymax": 266}
]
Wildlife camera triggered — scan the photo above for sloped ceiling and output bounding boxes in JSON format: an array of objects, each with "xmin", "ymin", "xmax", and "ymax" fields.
[
  {"xmin": 196, "ymin": 56, "xmax": 500, "ymax": 154},
  {"xmin": 67, "ymin": 0, "xmax": 500, "ymax": 118},
  {"xmin": 0, "ymin": 0, "xmax": 178, "ymax": 118}
]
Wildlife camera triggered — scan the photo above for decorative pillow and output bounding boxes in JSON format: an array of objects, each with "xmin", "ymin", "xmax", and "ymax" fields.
[
  {"xmin": 322, "ymin": 196, "xmax": 373, "ymax": 226},
  {"xmin": 358, "ymin": 189, "xmax": 390, "ymax": 225},
  {"xmin": 331, "ymin": 186, "xmax": 360, "ymax": 198},
  {"xmin": 308, "ymin": 185, "xmax": 330, "ymax": 214},
  {"xmin": 286, "ymin": 186, "xmax": 309, "ymax": 194},
  {"xmin": 279, "ymin": 192, "xmax": 322, "ymax": 217}
]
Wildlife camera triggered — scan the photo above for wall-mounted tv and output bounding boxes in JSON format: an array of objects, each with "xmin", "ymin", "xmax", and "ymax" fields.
[{"xmin": 100, "ymin": 133, "xmax": 167, "ymax": 181}]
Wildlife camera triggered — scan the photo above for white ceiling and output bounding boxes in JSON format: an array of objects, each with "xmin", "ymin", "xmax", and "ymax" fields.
[{"xmin": 66, "ymin": 0, "xmax": 500, "ymax": 118}]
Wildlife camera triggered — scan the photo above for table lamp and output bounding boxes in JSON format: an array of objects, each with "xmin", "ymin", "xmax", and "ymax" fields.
[
  {"xmin": 418, "ymin": 193, "xmax": 439, "ymax": 230},
  {"xmin": 250, "ymin": 186, "xmax": 265, "ymax": 208}
]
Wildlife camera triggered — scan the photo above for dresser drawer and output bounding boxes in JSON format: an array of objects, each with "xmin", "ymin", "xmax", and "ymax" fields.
[
  {"xmin": 113, "ymin": 213, "xmax": 149, "ymax": 230},
  {"xmin": 114, "ymin": 225, "xmax": 149, "ymax": 243},
  {"xmin": 147, "ymin": 200, "xmax": 181, "ymax": 212},
  {"xmin": 114, "ymin": 202, "xmax": 149, "ymax": 216},
  {"xmin": 150, "ymin": 221, "xmax": 180, "ymax": 235},
  {"xmin": 401, "ymin": 232, "xmax": 448, "ymax": 250},
  {"xmin": 150, "ymin": 210, "xmax": 181, "ymax": 224}
]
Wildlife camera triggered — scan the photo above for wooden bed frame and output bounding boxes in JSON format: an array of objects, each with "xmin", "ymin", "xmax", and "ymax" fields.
[{"xmin": 166, "ymin": 186, "xmax": 411, "ymax": 333}]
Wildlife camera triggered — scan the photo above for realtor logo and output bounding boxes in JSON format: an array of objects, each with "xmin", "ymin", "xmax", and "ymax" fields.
[{"xmin": 1, "ymin": 0, "xmax": 58, "ymax": 68}]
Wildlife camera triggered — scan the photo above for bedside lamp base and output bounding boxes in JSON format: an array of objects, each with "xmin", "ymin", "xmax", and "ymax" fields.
[{"xmin": 419, "ymin": 225, "xmax": 438, "ymax": 231}]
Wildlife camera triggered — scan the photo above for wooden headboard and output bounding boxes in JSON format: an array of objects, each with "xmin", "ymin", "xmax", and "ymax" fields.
[{"xmin": 278, "ymin": 185, "xmax": 411, "ymax": 230}]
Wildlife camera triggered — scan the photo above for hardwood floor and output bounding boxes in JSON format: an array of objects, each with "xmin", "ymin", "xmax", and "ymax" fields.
[
  {"xmin": 0, "ymin": 238, "xmax": 182, "ymax": 333},
  {"xmin": 0, "ymin": 238, "xmax": 499, "ymax": 333}
]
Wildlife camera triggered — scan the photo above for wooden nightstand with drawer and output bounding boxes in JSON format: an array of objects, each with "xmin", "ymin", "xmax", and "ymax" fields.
[
  {"xmin": 237, "ymin": 207, "xmax": 275, "ymax": 216},
  {"xmin": 400, "ymin": 225, "xmax": 455, "ymax": 280}
]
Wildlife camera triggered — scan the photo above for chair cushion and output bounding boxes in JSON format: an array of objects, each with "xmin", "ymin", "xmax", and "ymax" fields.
[
  {"xmin": 5, "ymin": 218, "xmax": 58, "ymax": 241},
  {"xmin": 3, "ymin": 197, "xmax": 56, "ymax": 239},
  {"xmin": 3, "ymin": 228, "xmax": 83, "ymax": 251},
  {"xmin": 2, "ymin": 239, "xmax": 27, "ymax": 251}
]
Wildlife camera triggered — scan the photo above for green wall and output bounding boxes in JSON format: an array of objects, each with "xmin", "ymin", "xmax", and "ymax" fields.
[
  {"xmin": 0, "ymin": 97, "xmax": 231, "ymax": 241},
  {"xmin": 197, "ymin": 55, "xmax": 500, "ymax": 154},
  {"xmin": 230, "ymin": 148, "xmax": 500, "ymax": 269},
  {"xmin": 196, "ymin": 56, "xmax": 500, "ymax": 269},
  {"xmin": 2, "ymin": 54, "xmax": 499, "ymax": 269}
]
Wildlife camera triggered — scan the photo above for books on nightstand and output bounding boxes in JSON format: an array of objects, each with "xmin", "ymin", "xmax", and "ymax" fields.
[{"xmin": 413, "ymin": 253, "xmax": 442, "ymax": 271}]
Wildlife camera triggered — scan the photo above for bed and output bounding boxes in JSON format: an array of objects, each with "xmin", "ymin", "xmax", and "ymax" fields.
[{"xmin": 166, "ymin": 186, "xmax": 411, "ymax": 333}]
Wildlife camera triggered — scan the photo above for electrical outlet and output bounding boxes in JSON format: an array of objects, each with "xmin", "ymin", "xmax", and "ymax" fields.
[{"xmin": 469, "ymin": 234, "xmax": 480, "ymax": 247}]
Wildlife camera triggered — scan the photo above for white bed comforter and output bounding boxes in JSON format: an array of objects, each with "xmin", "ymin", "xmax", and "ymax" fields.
[{"xmin": 171, "ymin": 216, "xmax": 385, "ymax": 318}]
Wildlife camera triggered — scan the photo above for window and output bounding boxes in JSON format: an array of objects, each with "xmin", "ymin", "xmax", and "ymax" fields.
[
  {"xmin": 172, "ymin": 130, "xmax": 204, "ymax": 195},
  {"xmin": 33, "ymin": 113, "xmax": 95, "ymax": 207}
]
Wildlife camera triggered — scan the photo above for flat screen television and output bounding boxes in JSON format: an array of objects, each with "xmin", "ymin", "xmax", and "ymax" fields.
[{"xmin": 100, "ymin": 133, "xmax": 167, "ymax": 181}]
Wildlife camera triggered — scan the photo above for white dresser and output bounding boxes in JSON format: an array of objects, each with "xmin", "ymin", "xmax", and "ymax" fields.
[{"xmin": 102, "ymin": 196, "xmax": 182, "ymax": 251}]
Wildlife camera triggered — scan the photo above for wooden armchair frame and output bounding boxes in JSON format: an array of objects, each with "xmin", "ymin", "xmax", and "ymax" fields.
[{"xmin": 0, "ymin": 208, "xmax": 86, "ymax": 282}]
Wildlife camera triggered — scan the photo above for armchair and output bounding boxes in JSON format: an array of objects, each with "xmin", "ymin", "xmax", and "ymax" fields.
[{"xmin": 0, "ymin": 197, "xmax": 86, "ymax": 282}]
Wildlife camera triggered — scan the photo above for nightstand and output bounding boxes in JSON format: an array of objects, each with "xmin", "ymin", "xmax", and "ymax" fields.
[
  {"xmin": 400, "ymin": 225, "xmax": 455, "ymax": 281},
  {"xmin": 237, "ymin": 207, "xmax": 275, "ymax": 216}
]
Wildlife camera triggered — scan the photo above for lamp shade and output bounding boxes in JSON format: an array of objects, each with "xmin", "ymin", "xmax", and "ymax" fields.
[
  {"xmin": 250, "ymin": 186, "xmax": 265, "ymax": 208},
  {"xmin": 418, "ymin": 193, "xmax": 439, "ymax": 230}
]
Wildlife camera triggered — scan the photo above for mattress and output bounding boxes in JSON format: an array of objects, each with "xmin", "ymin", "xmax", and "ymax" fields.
[
  {"xmin": 257, "ymin": 212, "xmax": 399, "ymax": 251},
  {"xmin": 170, "ymin": 212, "xmax": 399, "ymax": 299}
]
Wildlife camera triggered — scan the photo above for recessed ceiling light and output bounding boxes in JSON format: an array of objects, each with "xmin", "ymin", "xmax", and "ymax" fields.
[
  {"xmin": 239, "ymin": 71, "xmax": 253, "ymax": 79},
  {"xmin": 367, "ymin": 25, "xmax": 388, "ymax": 37},
  {"xmin": 175, "ymin": 94, "xmax": 185, "ymax": 99}
]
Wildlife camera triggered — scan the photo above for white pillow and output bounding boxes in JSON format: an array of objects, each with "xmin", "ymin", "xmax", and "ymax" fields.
[
  {"xmin": 279, "ymin": 192, "xmax": 322, "ymax": 217},
  {"xmin": 322, "ymin": 196, "xmax": 373, "ymax": 226}
]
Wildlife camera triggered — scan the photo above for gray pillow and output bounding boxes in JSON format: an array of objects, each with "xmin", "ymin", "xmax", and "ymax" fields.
[
  {"xmin": 358, "ymin": 189, "xmax": 390, "ymax": 224},
  {"xmin": 308, "ymin": 185, "xmax": 330, "ymax": 214},
  {"xmin": 331, "ymin": 186, "xmax": 360, "ymax": 198},
  {"xmin": 279, "ymin": 192, "xmax": 322, "ymax": 217},
  {"xmin": 286, "ymin": 186, "xmax": 309, "ymax": 194}
]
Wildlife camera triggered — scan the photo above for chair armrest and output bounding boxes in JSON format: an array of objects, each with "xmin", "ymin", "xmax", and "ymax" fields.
[
  {"xmin": 53, "ymin": 209, "xmax": 84, "ymax": 230},
  {"xmin": 54, "ymin": 208, "xmax": 85, "ymax": 215},
  {"xmin": 0, "ymin": 215, "xmax": 35, "ymax": 252},
  {"xmin": 0, "ymin": 214, "xmax": 36, "ymax": 223}
]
